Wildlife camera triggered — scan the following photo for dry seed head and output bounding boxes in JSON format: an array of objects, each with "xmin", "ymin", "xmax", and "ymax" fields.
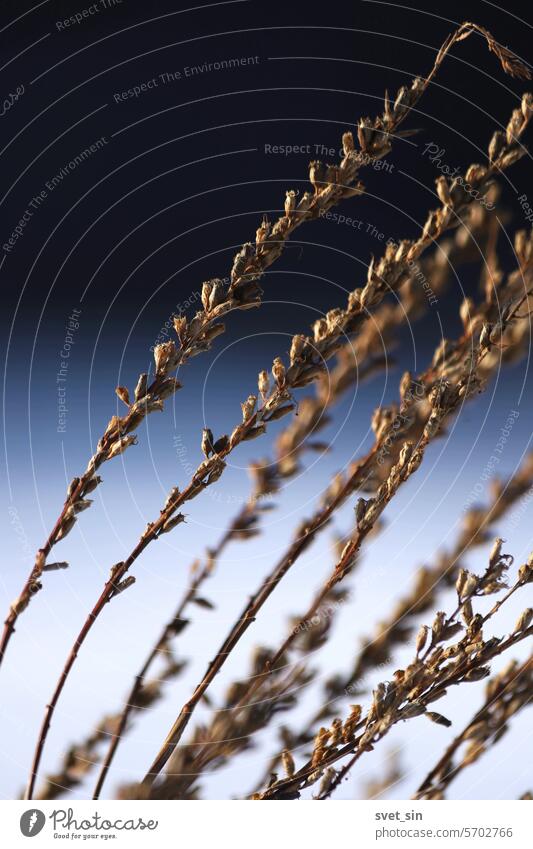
[
  {"xmin": 208, "ymin": 279, "xmax": 225, "ymax": 310},
  {"xmin": 456, "ymin": 568, "xmax": 468, "ymax": 598},
  {"xmin": 459, "ymin": 298, "xmax": 475, "ymax": 331},
  {"xmin": 518, "ymin": 561, "xmax": 533, "ymax": 583},
  {"xmin": 465, "ymin": 667, "xmax": 491, "ymax": 682},
  {"xmin": 425, "ymin": 711, "xmax": 452, "ymax": 728},
  {"xmin": 284, "ymin": 190, "xmax": 296, "ymax": 217},
  {"xmin": 115, "ymin": 386, "xmax": 130, "ymax": 407},
  {"xmin": 290, "ymin": 334, "xmax": 306, "ymax": 365},
  {"xmin": 106, "ymin": 435, "xmax": 137, "ymax": 461},
  {"xmin": 256, "ymin": 215, "xmax": 270, "ymax": 244},
  {"xmin": 281, "ymin": 749, "xmax": 295, "ymax": 778},
  {"xmin": 173, "ymin": 315, "xmax": 187, "ymax": 342},
  {"xmin": 318, "ymin": 767, "xmax": 337, "ymax": 798},
  {"xmin": 465, "ymin": 164, "xmax": 487, "ymax": 184},
  {"xmin": 432, "ymin": 611, "xmax": 446, "ymax": 643},
  {"xmin": 488, "ymin": 131, "xmax": 506, "ymax": 163},
  {"xmin": 153, "ymin": 341, "xmax": 177, "ymax": 374},
  {"xmin": 462, "ymin": 572, "xmax": 479, "ymax": 599},
  {"xmin": 415, "ymin": 624, "xmax": 429, "ymax": 654},
  {"xmin": 342, "ymin": 131, "xmax": 355, "ymax": 155},
  {"xmin": 113, "ymin": 575, "xmax": 136, "ymax": 596},
  {"xmin": 43, "ymin": 561, "xmax": 69, "ymax": 572},
  {"xmin": 311, "ymin": 727, "xmax": 330, "ymax": 766},
  {"xmin": 134, "ymin": 373, "xmax": 148, "ymax": 402},
  {"xmin": 489, "ymin": 537, "xmax": 504, "ymax": 568},
  {"xmin": 161, "ymin": 514, "xmax": 186, "ymax": 534},
  {"xmin": 272, "ymin": 357, "xmax": 286, "ymax": 388},
  {"xmin": 241, "ymin": 395, "xmax": 257, "ymax": 422},
  {"xmin": 342, "ymin": 704, "xmax": 362, "ymax": 741},
  {"xmin": 201, "ymin": 428, "xmax": 214, "ymax": 458},
  {"xmin": 435, "ymin": 176, "xmax": 452, "ymax": 207},
  {"xmin": 330, "ymin": 717, "xmax": 343, "ymax": 746},
  {"xmin": 355, "ymin": 497, "xmax": 368, "ymax": 527},
  {"xmin": 313, "ymin": 317, "xmax": 328, "ymax": 343},
  {"xmin": 258, "ymin": 369, "xmax": 270, "ymax": 401},
  {"xmin": 514, "ymin": 608, "xmax": 533, "ymax": 633},
  {"xmin": 399, "ymin": 370, "xmax": 413, "ymax": 402},
  {"xmin": 201, "ymin": 280, "xmax": 213, "ymax": 312},
  {"xmin": 462, "ymin": 599, "xmax": 474, "ymax": 625}
]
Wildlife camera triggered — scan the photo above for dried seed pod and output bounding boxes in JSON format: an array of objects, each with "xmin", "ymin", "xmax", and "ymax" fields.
[
  {"xmin": 153, "ymin": 341, "xmax": 177, "ymax": 374},
  {"xmin": 158, "ymin": 378, "xmax": 182, "ymax": 400},
  {"xmin": 281, "ymin": 749, "xmax": 295, "ymax": 778},
  {"xmin": 309, "ymin": 160, "xmax": 327, "ymax": 192},
  {"xmin": 115, "ymin": 386, "xmax": 130, "ymax": 407},
  {"xmin": 290, "ymin": 334, "xmax": 306, "ymax": 365},
  {"xmin": 134, "ymin": 373, "xmax": 148, "ymax": 401},
  {"xmin": 459, "ymin": 298, "xmax": 475, "ymax": 331},
  {"xmin": 462, "ymin": 599, "xmax": 474, "ymax": 625},
  {"xmin": 400, "ymin": 702, "xmax": 426, "ymax": 719},
  {"xmin": 464, "ymin": 666, "xmax": 491, "ymax": 682},
  {"xmin": 173, "ymin": 315, "xmax": 187, "ymax": 342},
  {"xmin": 342, "ymin": 704, "xmax": 362, "ymax": 741},
  {"xmin": 42, "ymin": 561, "xmax": 69, "ymax": 572},
  {"xmin": 106, "ymin": 435, "xmax": 137, "ymax": 461},
  {"xmin": 73, "ymin": 499, "xmax": 92, "ymax": 514},
  {"xmin": 201, "ymin": 428, "xmax": 214, "ymax": 458},
  {"xmin": 479, "ymin": 322, "xmax": 493, "ymax": 351},
  {"xmin": 514, "ymin": 608, "xmax": 533, "ymax": 633},
  {"xmin": 67, "ymin": 477, "xmax": 80, "ymax": 499},
  {"xmin": 488, "ymin": 130, "xmax": 506, "ymax": 163},
  {"xmin": 425, "ymin": 711, "xmax": 452, "ymax": 728},
  {"xmin": 265, "ymin": 403, "xmax": 295, "ymax": 422},
  {"xmin": 231, "ymin": 242, "xmax": 254, "ymax": 283},
  {"xmin": 431, "ymin": 611, "xmax": 446, "ymax": 643},
  {"xmin": 489, "ymin": 537, "xmax": 504, "ymax": 568},
  {"xmin": 456, "ymin": 568, "xmax": 468, "ymax": 598},
  {"xmin": 318, "ymin": 767, "xmax": 337, "ymax": 797},
  {"xmin": 435, "ymin": 176, "xmax": 452, "ymax": 207},
  {"xmin": 242, "ymin": 424, "xmax": 267, "ymax": 442},
  {"xmin": 56, "ymin": 513, "xmax": 76, "ymax": 541},
  {"xmin": 462, "ymin": 572, "xmax": 478, "ymax": 599},
  {"xmin": 329, "ymin": 718, "xmax": 343, "ymax": 746},
  {"xmin": 313, "ymin": 318, "xmax": 328, "ymax": 343},
  {"xmin": 202, "ymin": 322, "xmax": 226, "ymax": 343},
  {"xmin": 272, "ymin": 357, "xmax": 286, "ymax": 388},
  {"xmin": 212, "ymin": 434, "xmax": 230, "ymax": 454},
  {"xmin": 112, "ymin": 576, "xmax": 136, "ymax": 596},
  {"xmin": 160, "ymin": 514, "xmax": 186, "ymax": 534},
  {"xmin": 164, "ymin": 487, "xmax": 180, "ymax": 510},
  {"xmin": 256, "ymin": 215, "xmax": 270, "ymax": 245},
  {"xmin": 201, "ymin": 281, "xmax": 213, "ymax": 311},
  {"xmin": 342, "ymin": 131, "xmax": 355, "ymax": 155},
  {"xmin": 415, "ymin": 625, "xmax": 429, "ymax": 654},
  {"xmin": 354, "ymin": 498, "xmax": 367, "ymax": 527},
  {"xmin": 241, "ymin": 395, "xmax": 257, "ymax": 422},
  {"xmin": 284, "ymin": 190, "xmax": 297, "ymax": 217},
  {"xmin": 258, "ymin": 369, "xmax": 270, "ymax": 401},
  {"xmin": 208, "ymin": 280, "xmax": 225, "ymax": 310}
]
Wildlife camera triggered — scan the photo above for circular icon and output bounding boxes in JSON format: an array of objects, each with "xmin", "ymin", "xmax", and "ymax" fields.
[{"xmin": 20, "ymin": 809, "xmax": 46, "ymax": 837}]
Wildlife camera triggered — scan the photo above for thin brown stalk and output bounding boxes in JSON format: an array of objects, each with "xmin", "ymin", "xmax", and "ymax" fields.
[
  {"xmin": 29, "ymin": 98, "xmax": 531, "ymax": 801},
  {"xmin": 256, "ymin": 548, "xmax": 533, "ymax": 799},
  {"xmin": 90, "ymin": 499, "xmax": 263, "ymax": 800},
  {"xmin": 2, "ymin": 19, "xmax": 528, "ymax": 671},
  {"xmin": 251, "ymin": 450, "xmax": 533, "ymax": 792},
  {"xmin": 414, "ymin": 653, "xmax": 533, "ymax": 799},
  {"xmin": 139, "ymin": 251, "xmax": 533, "ymax": 790},
  {"xmin": 38, "ymin": 201, "xmax": 487, "ymax": 801}
]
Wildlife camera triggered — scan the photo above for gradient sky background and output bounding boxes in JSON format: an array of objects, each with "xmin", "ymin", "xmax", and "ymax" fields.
[{"xmin": 1, "ymin": 0, "xmax": 532, "ymax": 801}]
